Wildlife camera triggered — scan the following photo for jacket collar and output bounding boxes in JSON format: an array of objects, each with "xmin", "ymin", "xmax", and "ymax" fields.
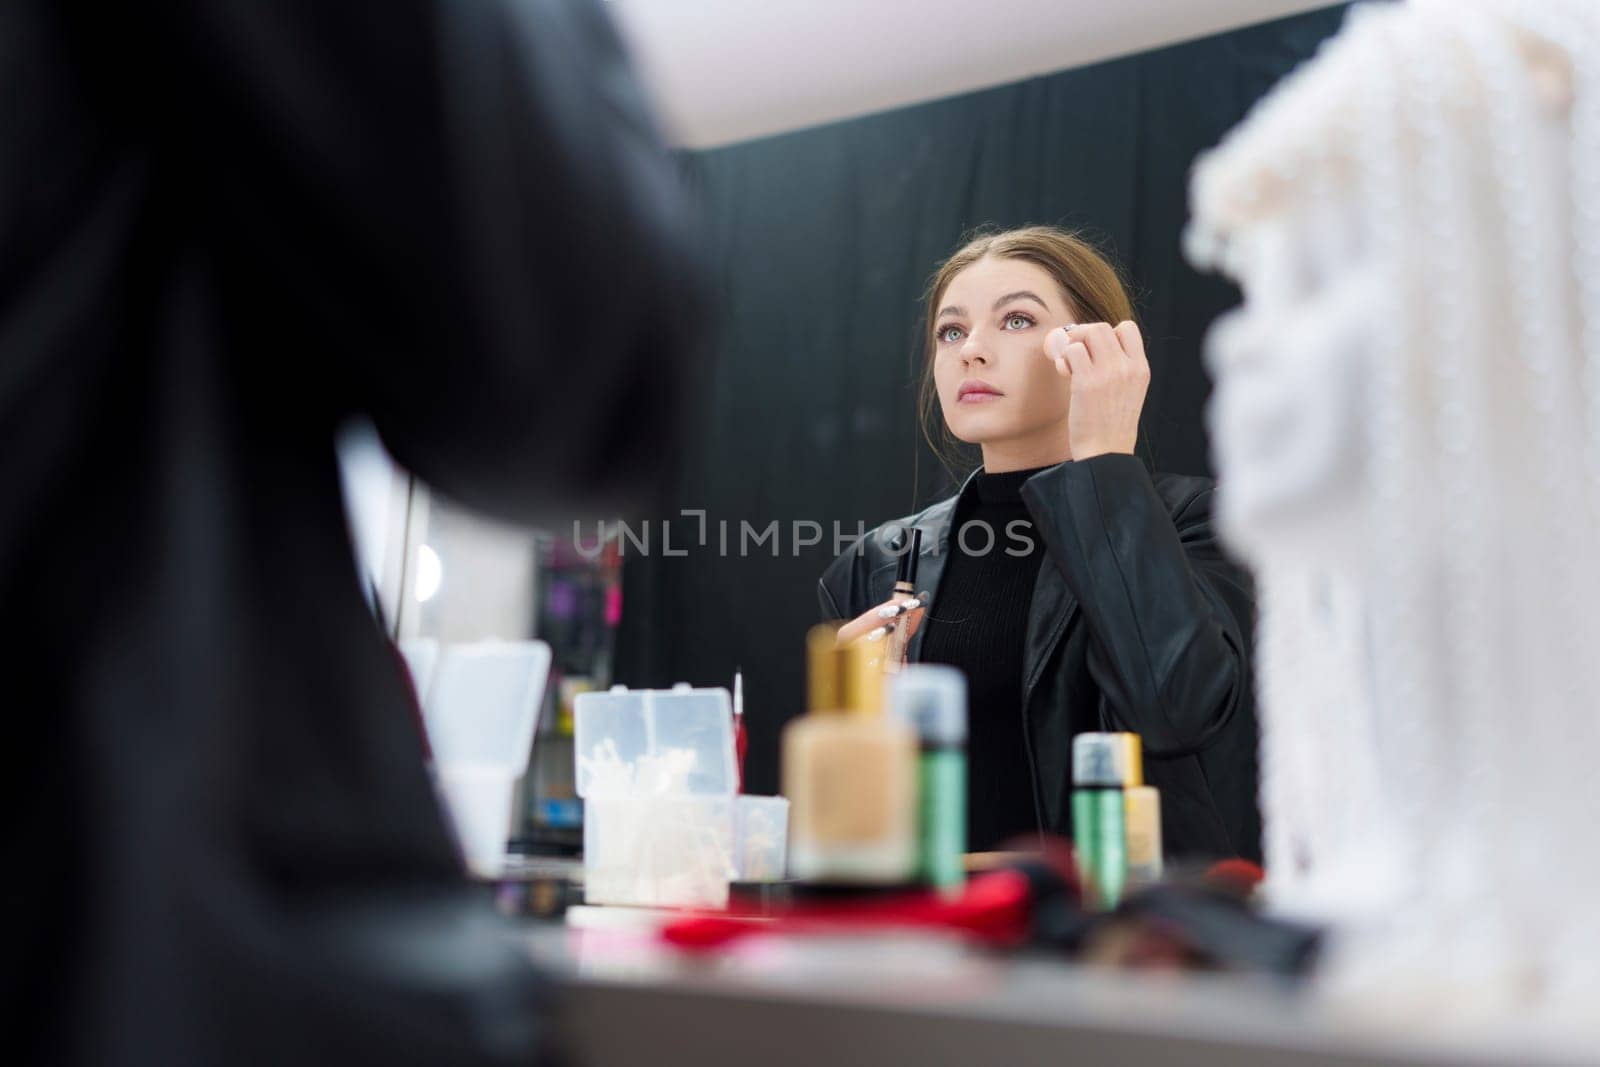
[
  {"xmin": 895, "ymin": 466, "xmax": 979, "ymax": 662},
  {"xmin": 892, "ymin": 466, "xmax": 1081, "ymax": 737}
]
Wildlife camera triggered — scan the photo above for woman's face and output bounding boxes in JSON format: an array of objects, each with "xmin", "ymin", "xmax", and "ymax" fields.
[{"xmin": 933, "ymin": 256, "xmax": 1077, "ymax": 449}]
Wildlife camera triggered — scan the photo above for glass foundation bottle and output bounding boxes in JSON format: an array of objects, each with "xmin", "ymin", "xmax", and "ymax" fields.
[{"xmin": 783, "ymin": 625, "xmax": 917, "ymax": 883}]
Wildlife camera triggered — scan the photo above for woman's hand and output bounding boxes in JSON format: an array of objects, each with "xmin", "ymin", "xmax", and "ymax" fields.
[
  {"xmin": 1046, "ymin": 320, "xmax": 1150, "ymax": 460},
  {"xmin": 834, "ymin": 595, "xmax": 926, "ymax": 649}
]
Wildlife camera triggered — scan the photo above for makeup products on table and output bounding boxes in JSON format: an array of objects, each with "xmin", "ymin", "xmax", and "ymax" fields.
[
  {"xmin": 1124, "ymin": 780, "xmax": 1164, "ymax": 890},
  {"xmin": 889, "ymin": 665, "xmax": 968, "ymax": 893},
  {"xmin": 1072, "ymin": 732, "xmax": 1162, "ymax": 910},
  {"xmin": 883, "ymin": 529, "xmax": 922, "ymax": 673},
  {"xmin": 783, "ymin": 625, "xmax": 917, "ymax": 884}
]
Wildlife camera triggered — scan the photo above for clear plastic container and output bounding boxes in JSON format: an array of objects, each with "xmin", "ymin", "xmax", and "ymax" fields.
[
  {"xmin": 435, "ymin": 765, "xmax": 519, "ymax": 878},
  {"xmin": 573, "ymin": 685, "xmax": 740, "ymax": 907},
  {"xmin": 573, "ymin": 686, "xmax": 737, "ymax": 799},
  {"xmin": 420, "ymin": 640, "xmax": 552, "ymax": 877},
  {"xmin": 734, "ymin": 795, "xmax": 789, "ymax": 882},
  {"xmin": 423, "ymin": 641, "xmax": 551, "ymax": 770},
  {"xmin": 582, "ymin": 795, "xmax": 736, "ymax": 908}
]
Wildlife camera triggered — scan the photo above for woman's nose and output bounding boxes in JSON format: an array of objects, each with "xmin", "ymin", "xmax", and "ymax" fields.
[{"xmin": 960, "ymin": 338, "xmax": 989, "ymax": 366}]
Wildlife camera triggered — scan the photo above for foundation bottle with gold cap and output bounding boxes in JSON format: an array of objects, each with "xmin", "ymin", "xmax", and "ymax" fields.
[{"xmin": 782, "ymin": 625, "xmax": 917, "ymax": 883}]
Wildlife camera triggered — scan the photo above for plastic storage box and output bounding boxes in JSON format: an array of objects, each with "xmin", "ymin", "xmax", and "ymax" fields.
[{"xmin": 574, "ymin": 685, "xmax": 741, "ymax": 907}]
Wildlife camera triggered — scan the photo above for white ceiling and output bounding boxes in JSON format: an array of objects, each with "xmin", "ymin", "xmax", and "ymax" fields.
[{"xmin": 610, "ymin": 0, "xmax": 1340, "ymax": 148}]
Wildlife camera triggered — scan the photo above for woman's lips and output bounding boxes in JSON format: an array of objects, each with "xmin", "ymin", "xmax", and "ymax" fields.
[{"xmin": 957, "ymin": 380, "xmax": 1003, "ymax": 404}]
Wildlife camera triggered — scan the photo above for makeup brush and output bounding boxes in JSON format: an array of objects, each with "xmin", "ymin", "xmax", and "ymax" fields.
[{"xmin": 884, "ymin": 530, "xmax": 922, "ymax": 672}]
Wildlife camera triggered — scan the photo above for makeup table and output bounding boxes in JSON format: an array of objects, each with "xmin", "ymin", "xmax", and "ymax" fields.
[{"xmin": 517, "ymin": 913, "xmax": 1597, "ymax": 1067}]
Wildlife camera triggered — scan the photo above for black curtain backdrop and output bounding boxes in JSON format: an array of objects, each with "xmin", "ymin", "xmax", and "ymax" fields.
[{"xmin": 615, "ymin": 5, "xmax": 1350, "ymax": 796}]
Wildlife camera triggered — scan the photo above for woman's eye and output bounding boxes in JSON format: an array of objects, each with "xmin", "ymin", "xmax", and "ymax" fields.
[
  {"xmin": 937, "ymin": 324, "xmax": 964, "ymax": 343},
  {"xmin": 1004, "ymin": 313, "xmax": 1035, "ymax": 330}
]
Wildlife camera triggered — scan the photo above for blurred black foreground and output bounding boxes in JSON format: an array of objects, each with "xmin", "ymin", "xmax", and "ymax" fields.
[{"xmin": 1, "ymin": 1, "xmax": 707, "ymax": 1063}]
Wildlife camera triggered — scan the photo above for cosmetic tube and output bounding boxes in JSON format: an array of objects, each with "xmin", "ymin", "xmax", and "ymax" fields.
[{"xmin": 889, "ymin": 665, "xmax": 967, "ymax": 892}]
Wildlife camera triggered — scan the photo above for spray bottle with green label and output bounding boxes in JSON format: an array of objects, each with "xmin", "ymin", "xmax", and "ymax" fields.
[
  {"xmin": 1072, "ymin": 732, "xmax": 1148, "ymax": 910},
  {"xmin": 889, "ymin": 665, "xmax": 967, "ymax": 893}
]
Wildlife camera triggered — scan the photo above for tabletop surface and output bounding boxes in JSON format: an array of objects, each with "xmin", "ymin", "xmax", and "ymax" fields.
[{"xmin": 518, "ymin": 912, "xmax": 1600, "ymax": 1067}]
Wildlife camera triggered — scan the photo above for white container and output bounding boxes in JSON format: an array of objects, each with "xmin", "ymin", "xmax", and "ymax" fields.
[
  {"xmin": 582, "ymin": 795, "xmax": 735, "ymax": 909},
  {"xmin": 420, "ymin": 640, "xmax": 552, "ymax": 878},
  {"xmin": 734, "ymin": 795, "xmax": 789, "ymax": 882},
  {"xmin": 573, "ymin": 686, "xmax": 737, "ymax": 799},
  {"xmin": 423, "ymin": 641, "xmax": 550, "ymax": 769},
  {"xmin": 574, "ymin": 686, "xmax": 740, "ymax": 907},
  {"xmin": 435, "ymin": 765, "xmax": 519, "ymax": 878}
]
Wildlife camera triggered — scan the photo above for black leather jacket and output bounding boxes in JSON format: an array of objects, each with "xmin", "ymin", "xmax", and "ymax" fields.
[{"xmin": 819, "ymin": 454, "xmax": 1260, "ymax": 863}]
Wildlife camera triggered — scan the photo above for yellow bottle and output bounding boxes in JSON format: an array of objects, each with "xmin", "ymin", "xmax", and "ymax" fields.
[{"xmin": 783, "ymin": 625, "xmax": 917, "ymax": 883}]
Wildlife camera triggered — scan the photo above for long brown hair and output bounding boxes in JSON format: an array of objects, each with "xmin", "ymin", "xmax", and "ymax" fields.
[{"xmin": 917, "ymin": 226, "xmax": 1137, "ymax": 476}]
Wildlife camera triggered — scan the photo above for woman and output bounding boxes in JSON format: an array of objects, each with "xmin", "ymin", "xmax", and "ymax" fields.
[{"xmin": 819, "ymin": 226, "xmax": 1259, "ymax": 862}]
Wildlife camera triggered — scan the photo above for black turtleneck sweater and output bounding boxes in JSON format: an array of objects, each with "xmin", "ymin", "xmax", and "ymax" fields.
[{"xmin": 918, "ymin": 466, "xmax": 1048, "ymax": 852}]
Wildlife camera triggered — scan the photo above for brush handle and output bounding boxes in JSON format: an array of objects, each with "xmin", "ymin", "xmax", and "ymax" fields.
[
  {"xmin": 883, "ymin": 581, "xmax": 915, "ymax": 671},
  {"xmin": 734, "ymin": 717, "xmax": 748, "ymax": 793}
]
